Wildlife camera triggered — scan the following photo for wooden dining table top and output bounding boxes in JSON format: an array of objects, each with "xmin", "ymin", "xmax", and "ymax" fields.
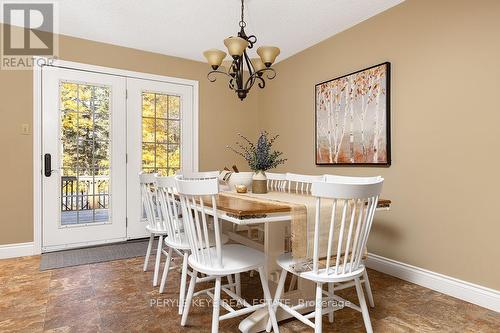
[{"xmin": 206, "ymin": 192, "xmax": 392, "ymax": 217}]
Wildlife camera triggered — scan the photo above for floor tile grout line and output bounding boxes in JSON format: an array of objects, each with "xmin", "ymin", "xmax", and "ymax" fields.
[
  {"xmin": 89, "ymin": 263, "xmax": 104, "ymax": 332},
  {"xmin": 41, "ymin": 268, "xmax": 53, "ymax": 332}
]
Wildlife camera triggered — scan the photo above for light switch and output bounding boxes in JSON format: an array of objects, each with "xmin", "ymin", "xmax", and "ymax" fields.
[{"xmin": 21, "ymin": 123, "xmax": 31, "ymax": 135}]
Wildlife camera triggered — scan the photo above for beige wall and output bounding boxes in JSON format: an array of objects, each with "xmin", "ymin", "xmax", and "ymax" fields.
[
  {"xmin": 258, "ymin": 0, "xmax": 500, "ymax": 290},
  {"xmin": 0, "ymin": 27, "xmax": 258, "ymax": 245},
  {"xmin": 2, "ymin": 0, "xmax": 499, "ymax": 290}
]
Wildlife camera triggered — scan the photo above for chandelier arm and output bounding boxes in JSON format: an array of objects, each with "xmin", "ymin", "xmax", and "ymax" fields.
[
  {"xmin": 244, "ymin": 67, "xmax": 276, "ymax": 90},
  {"xmin": 259, "ymin": 67, "xmax": 276, "ymax": 80},
  {"xmin": 243, "ymin": 51, "xmax": 255, "ymax": 76},
  {"xmin": 207, "ymin": 69, "xmax": 233, "ymax": 83},
  {"xmin": 244, "ymin": 76, "xmax": 255, "ymax": 91},
  {"xmin": 248, "ymin": 74, "xmax": 266, "ymax": 90},
  {"xmin": 257, "ymin": 76, "xmax": 266, "ymax": 89},
  {"xmin": 235, "ymin": 57, "xmax": 243, "ymax": 90},
  {"xmin": 246, "ymin": 35, "xmax": 257, "ymax": 48},
  {"xmin": 244, "ymin": 71, "xmax": 262, "ymax": 91},
  {"xmin": 244, "ymin": 49, "xmax": 260, "ymax": 90},
  {"xmin": 230, "ymin": 59, "xmax": 238, "ymax": 77}
]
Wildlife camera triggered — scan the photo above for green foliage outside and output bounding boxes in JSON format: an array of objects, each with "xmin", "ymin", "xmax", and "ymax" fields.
[
  {"xmin": 141, "ymin": 92, "xmax": 181, "ymax": 176},
  {"xmin": 60, "ymin": 84, "xmax": 182, "ymax": 191},
  {"xmin": 61, "ymin": 82, "xmax": 110, "ymax": 178}
]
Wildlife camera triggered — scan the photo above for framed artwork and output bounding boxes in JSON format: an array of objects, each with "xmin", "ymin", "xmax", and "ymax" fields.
[{"xmin": 315, "ymin": 62, "xmax": 391, "ymax": 166}]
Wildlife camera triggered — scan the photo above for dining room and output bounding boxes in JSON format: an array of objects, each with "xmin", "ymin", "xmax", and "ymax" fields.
[{"xmin": 0, "ymin": 0, "xmax": 499, "ymax": 332}]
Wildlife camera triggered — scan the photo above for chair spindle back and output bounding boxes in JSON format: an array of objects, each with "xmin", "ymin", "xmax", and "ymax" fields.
[
  {"xmin": 286, "ymin": 173, "xmax": 325, "ymax": 194},
  {"xmin": 155, "ymin": 176, "xmax": 183, "ymax": 245},
  {"xmin": 140, "ymin": 172, "xmax": 162, "ymax": 231},
  {"xmin": 310, "ymin": 178, "xmax": 384, "ymax": 276},
  {"xmin": 266, "ymin": 172, "xmax": 288, "ymax": 192},
  {"xmin": 175, "ymin": 176, "xmax": 223, "ymax": 268}
]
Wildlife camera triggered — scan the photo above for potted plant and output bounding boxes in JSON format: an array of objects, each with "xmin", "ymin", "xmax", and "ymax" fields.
[{"xmin": 227, "ymin": 131, "xmax": 287, "ymax": 194}]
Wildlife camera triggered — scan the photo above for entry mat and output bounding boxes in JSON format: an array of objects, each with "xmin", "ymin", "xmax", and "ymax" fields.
[{"xmin": 39, "ymin": 238, "xmax": 155, "ymax": 270}]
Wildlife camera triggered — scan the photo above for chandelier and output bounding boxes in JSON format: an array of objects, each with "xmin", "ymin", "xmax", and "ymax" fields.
[{"xmin": 203, "ymin": 0, "xmax": 280, "ymax": 101}]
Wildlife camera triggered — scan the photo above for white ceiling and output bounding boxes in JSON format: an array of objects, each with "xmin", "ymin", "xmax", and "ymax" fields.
[{"xmin": 3, "ymin": 0, "xmax": 405, "ymax": 63}]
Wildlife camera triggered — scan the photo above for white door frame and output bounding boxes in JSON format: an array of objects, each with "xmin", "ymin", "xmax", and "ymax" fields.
[
  {"xmin": 126, "ymin": 77, "xmax": 196, "ymax": 239},
  {"xmin": 33, "ymin": 57, "xmax": 199, "ymax": 254}
]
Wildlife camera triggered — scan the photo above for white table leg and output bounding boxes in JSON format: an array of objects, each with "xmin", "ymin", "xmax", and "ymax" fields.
[
  {"xmin": 264, "ymin": 220, "xmax": 286, "ymax": 281},
  {"xmin": 239, "ymin": 220, "xmax": 318, "ymax": 333}
]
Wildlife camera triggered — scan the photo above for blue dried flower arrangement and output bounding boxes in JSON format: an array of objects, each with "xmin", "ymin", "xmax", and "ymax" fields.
[{"xmin": 227, "ymin": 131, "xmax": 287, "ymax": 172}]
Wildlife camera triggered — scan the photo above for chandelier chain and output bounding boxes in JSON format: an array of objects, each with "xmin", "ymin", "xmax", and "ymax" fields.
[{"xmin": 239, "ymin": 0, "xmax": 246, "ymax": 28}]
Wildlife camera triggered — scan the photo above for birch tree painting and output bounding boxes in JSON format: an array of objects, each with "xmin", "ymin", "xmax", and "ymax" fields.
[{"xmin": 315, "ymin": 62, "xmax": 390, "ymax": 165}]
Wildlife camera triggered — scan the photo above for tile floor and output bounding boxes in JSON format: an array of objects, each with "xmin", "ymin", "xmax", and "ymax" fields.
[{"xmin": 0, "ymin": 255, "xmax": 498, "ymax": 332}]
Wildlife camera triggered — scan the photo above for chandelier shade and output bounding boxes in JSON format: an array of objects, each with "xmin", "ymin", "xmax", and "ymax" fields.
[
  {"xmin": 203, "ymin": 49, "xmax": 226, "ymax": 70},
  {"xmin": 257, "ymin": 46, "xmax": 281, "ymax": 67},
  {"xmin": 224, "ymin": 37, "xmax": 249, "ymax": 58},
  {"xmin": 203, "ymin": 0, "xmax": 279, "ymax": 101}
]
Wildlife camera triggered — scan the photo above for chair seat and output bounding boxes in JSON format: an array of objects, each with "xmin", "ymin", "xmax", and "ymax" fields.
[
  {"xmin": 188, "ymin": 244, "xmax": 265, "ymax": 276},
  {"xmin": 146, "ymin": 224, "xmax": 168, "ymax": 235},
  {"xmin": 165, "ymin": 232, "xmax": 229, "ymax": 251},
  {"xmin": 276, "ymin": 252, "xmax": 366, "ymax": 283}
]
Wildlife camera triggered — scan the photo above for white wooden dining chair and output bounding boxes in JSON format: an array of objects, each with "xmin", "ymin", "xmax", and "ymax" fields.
[
  {"xmin": 283, "ymin": 173, "xmax": 327, "ymax": 291},
  {"xmin": 176, "ymin": 176, "xmax": 280, "ymax": 333},
  {"xmin": 286, "ymin": 173, "xmax": 325, "ymax": 194},
  {"xmin": 177, "ymin": 170, "xmax": 220, "ymax": 179},
  {"xmin": 140, "ymin": 172, "xmax": 167, "ymax": 287},
  {"xmin": 156, "ymin": 175, "xmax": 232, "ymax": 315},
  {"xmin": 323, "ymin": 174, "xmax": 383, "ymax": 308},
  {"xmin": 268, "ymin": 178, "xmax": 383, "ymax": 333},
  {"xmin": 325, "ymin": 174, "xmax": 383, "ymax": 184},
  {"xmin": 155, "ymin": 175, "xmax": 190, "ymax": 315},
  {"xmin": 266, "ymin": 172, "xmax": 288, "ymax": 192}
]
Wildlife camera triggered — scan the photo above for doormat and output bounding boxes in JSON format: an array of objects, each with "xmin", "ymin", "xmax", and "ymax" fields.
[{"xmin": 39, "ymin": 238, "xmax": 155, "ymax": 270}]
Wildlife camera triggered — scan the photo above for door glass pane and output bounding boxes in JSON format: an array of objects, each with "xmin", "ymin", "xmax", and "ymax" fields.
[
  {"xmin": 156, "ymin": 94, "xmax": 168, "ymax": 119},
  {"xmin": 168, "ymin": 96, "xmax": 180, "ymax": 119},
  {"xmin": 60, "ymin": 81, "xmax": 111, "ymax": 226},
  {"xmin": 142, "ymin": 143, "xmax": 155, "ymax": 168},
  {"xmin": 168, "ymin": 120, "xmax": 180, "ymax": 143},
  {"xmin": 142, "ymin": 93, "xmax": 155, "ymax": 117},
  {"xmin": 141, "ymin": 91, "xmax": 181, "ymax": 174},
  {"xmin": 142, "ymin": 118, "xmax": 155, "ymax": 142},
  {"xmin": 156, "ymin": 144, "xmax": 168, "ymax": 169},
  {"xmin": 156, "ymin": 119, "xmax": 168, "ymax": 143},
  {"xmin": 168, "ymin": 145, "xmax": 180, "ymax": 169},
  {"xmin": 60, "ymin": 82, "xmax": 78, "ymax": 112}
]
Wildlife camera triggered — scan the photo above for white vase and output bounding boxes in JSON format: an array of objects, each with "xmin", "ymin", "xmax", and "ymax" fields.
[{"xmin": 227, "ymin": 172, "xmax": 253, "ymax": 190}]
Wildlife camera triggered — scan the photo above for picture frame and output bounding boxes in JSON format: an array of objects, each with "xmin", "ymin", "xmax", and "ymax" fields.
[{"xmin": 315, "ymin": 62, "xmax": 391, "ymax": 166}]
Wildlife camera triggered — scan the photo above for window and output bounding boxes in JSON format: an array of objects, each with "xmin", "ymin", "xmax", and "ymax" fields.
[
  {"xmin": 141, "ymin": 92, "xmax": 181, "ymax": 176},
  {"xmin": 60, "ymin": 81, "xmax": 111, "ymax": 225}
]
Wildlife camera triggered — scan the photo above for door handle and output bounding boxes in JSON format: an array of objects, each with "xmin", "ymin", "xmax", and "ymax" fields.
[{"xmin": 44, "ymin": 153, "xmax": 52, "ymax": 177}]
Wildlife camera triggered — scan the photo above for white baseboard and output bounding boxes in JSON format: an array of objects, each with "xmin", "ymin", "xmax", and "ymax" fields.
[
  {"xmin": 0, "ymin": 242, "xmax": 35, "ymax": 259},
  {"xmin": 366, "ymin": 253, "xmax": 500, "ymax": 313}
]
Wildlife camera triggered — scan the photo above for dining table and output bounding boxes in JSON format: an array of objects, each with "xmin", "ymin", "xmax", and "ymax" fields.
[{"xmin": 202, "ymin": 190, "xmax": 392, "ymax": 333}]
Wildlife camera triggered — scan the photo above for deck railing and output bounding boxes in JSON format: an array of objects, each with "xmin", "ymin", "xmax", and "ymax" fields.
[{"xmin": 61, "ymin": 175, "xmax": 109, "ymax": 211}]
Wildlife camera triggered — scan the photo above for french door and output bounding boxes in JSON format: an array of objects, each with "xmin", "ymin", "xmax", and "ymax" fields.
[
  {"xmin": 126, "ymin": 78, "xmax": 195, "ymax": 238},
  {"xmin": 41, "ymin": 63, "xmax": 197, "ymax": 251},
  {"xmin": 42, "ymin": 67, "xmax": 127, "ymax": 250}
]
